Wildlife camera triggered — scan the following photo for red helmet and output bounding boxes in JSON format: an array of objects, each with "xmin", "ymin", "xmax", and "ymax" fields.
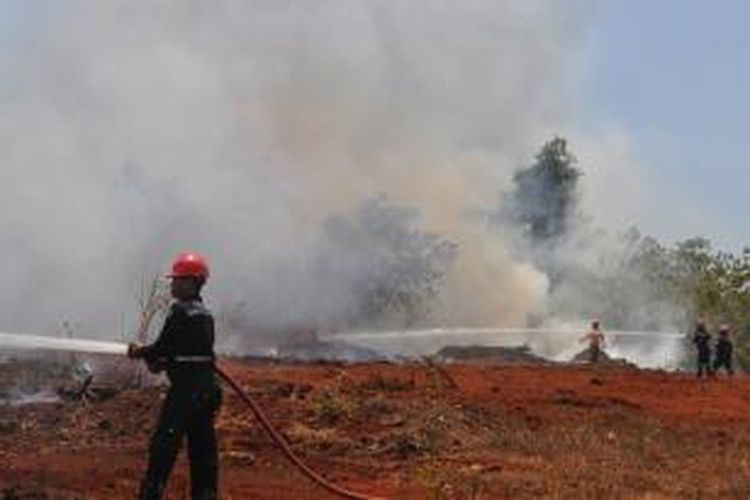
[{"xmin": 168, "ymin": 252, "xmax": 210, "ymax": 279}]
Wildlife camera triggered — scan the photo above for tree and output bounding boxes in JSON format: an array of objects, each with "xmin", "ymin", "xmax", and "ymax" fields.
[
  {"xmin": 317, "ymin": 195, "xmax": 459, "ymax": 328},
  {"xmin": 622, "ymin": 235, "xmax": 750, "ymax": 369},
  {"xmin": 508, "ymin": 136, "xmax": 582, "ymax": 246}
]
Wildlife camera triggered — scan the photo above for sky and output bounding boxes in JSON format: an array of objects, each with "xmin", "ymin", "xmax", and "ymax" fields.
[
  {"xmin": 0, "ymin": 1, "xmax": 747, "ymax": 252},
  {"xmin": 581, "ymin": 1, "xmax": 750, "ymax": 250}
]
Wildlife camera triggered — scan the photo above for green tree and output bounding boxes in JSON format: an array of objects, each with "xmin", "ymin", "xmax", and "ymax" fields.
[
  {"xmin": 625, "ymin": 236, "xmax": 750, "ymax": 369},
  {"xmin": 508, "ymin": 136, "xmax": 582, "ymax": 245}
]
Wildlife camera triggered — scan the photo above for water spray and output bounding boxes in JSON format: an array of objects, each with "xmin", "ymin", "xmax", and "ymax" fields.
[
  {"xmin": 327, "ymin": 327, "xmax": 686, "ymax": 341},
  {"xmin": 0, "ymin": 331, "xmax": 128, "ymax": 355}
]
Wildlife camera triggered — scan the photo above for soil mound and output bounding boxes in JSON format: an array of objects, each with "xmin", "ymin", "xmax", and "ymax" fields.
[
  {"xmin": 570, "ymin": 347, "xmax": 638, "ymax": 368},
  {"xmin": 435, "ymin": 344, "xmax": 550, "ymax": 364}
]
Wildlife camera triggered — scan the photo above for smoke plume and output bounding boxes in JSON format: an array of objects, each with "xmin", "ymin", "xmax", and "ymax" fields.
[{"xmin": 0, "ymin": 1, "xmax": 595, "ymax": 342}]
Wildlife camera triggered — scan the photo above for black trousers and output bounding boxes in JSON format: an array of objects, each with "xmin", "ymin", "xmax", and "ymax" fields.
[
  {"xmin": 714, "ymin": 355, "xmax": 734, "ymax": 375},
  {"xmin": 139, "ymin": 383, "xmax": 222, "ymax": 500},
  {"xmin": 696, "ymin": 353, "xmax": 712, "ymax": 377}
]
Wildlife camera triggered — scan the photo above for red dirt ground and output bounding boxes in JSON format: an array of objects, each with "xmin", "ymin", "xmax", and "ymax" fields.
[{"xmin": 2, "ymin": 358, "xmax": 750, "ymax": 499}]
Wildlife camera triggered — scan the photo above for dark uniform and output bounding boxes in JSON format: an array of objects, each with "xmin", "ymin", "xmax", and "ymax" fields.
[
  {"xmin": 138, "ymin": 297, "xmax": 222, "ymax": 500},
  {"xmin": 693, "ymin": 325, "xmax": 713, "ymax": 377},
  {"xmin": 713, "ymin": 330, "xmax": 734, "ymax": 375}
]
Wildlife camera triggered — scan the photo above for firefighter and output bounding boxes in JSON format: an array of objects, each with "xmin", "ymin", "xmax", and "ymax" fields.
[
  {"xmin": 580, "ymin": 320, "xmax": 606, "ymax": 363},
  {"xmin": 693, "ymin": 321, "xmax": 713, "ymax": 377},
  {"xmin": 713, "ymin": 324, "xmax": 734, "ymax": 375},
  {"xmin": 128, "ymin": 252, "xmax": 222, "ymax": 500}
]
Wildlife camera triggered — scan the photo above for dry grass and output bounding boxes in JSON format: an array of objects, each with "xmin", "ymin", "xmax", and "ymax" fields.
[
  {"xmin": 8, "ymin": 361, "xmax": 750, "ymax": 498},
  {"xmin": 310, "ymin": 390, "xmax": 357, "ymax": 426},
  {"xmin": 285, "ymin": 422, "xmax": 338, "ymax": 447},
  {"xmin": 356, "ymin": 372, "xmax": 415, "ymax": 393}
]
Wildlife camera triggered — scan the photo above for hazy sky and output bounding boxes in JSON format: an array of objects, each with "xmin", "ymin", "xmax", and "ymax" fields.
[
  {"xmin": 1, "ymin": 1, "xmax": 747, "ymax": 251},
  {"xmin": 582, "ymin": 1, "xmax": 750, "ymax": 249}
]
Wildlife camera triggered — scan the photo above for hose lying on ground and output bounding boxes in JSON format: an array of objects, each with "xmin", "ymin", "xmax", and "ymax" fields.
[{"xmin": 213, "ymin": 364, "xmax": 385, "ymax": 500}]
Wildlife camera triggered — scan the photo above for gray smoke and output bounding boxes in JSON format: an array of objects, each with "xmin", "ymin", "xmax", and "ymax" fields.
[{"xmin": 0, "ymin": 1, "xmax": 597, "ymax": 343}]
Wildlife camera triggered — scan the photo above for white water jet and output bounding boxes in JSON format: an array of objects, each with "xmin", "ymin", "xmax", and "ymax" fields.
[
  {"xmin": 0, "ymin": 332, "xmax": 127, "ymax": 356},
  {"xmin": 327, "ymin": 328, "xmax": 686, "ymax": 341}
]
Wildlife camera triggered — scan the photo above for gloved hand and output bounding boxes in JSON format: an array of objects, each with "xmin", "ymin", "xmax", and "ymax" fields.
[{"xmin": 127, "ymin": 343, "xmax": 145, "ymax": 359}]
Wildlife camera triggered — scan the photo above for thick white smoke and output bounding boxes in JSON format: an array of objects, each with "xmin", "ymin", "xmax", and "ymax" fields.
[{"xmin": 0, "ymin": 1, "xmax": 596, "ymax": 341}]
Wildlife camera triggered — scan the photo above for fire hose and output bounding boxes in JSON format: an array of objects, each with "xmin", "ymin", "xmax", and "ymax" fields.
[{"xmin": 213, "ymin": 364, "xmax": 385, "ymax": 500}]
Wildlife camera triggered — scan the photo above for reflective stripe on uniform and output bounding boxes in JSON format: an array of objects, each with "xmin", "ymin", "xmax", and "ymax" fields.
[{"xmin": 172, "ymin": 355, "xmax": 214, "ymax": 363}]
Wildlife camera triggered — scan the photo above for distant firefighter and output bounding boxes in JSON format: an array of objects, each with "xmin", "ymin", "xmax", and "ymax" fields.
[
  {"xmin": 713, "ymin": 324, "xmax": 734, "ymax": 375},
  {"xmin": 693, "ymin": 321, "xmax": 713, "ymax": 377},
  {"xmin": 580, "ymin": 320, "xmax": 606, "ymax": 363}
]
